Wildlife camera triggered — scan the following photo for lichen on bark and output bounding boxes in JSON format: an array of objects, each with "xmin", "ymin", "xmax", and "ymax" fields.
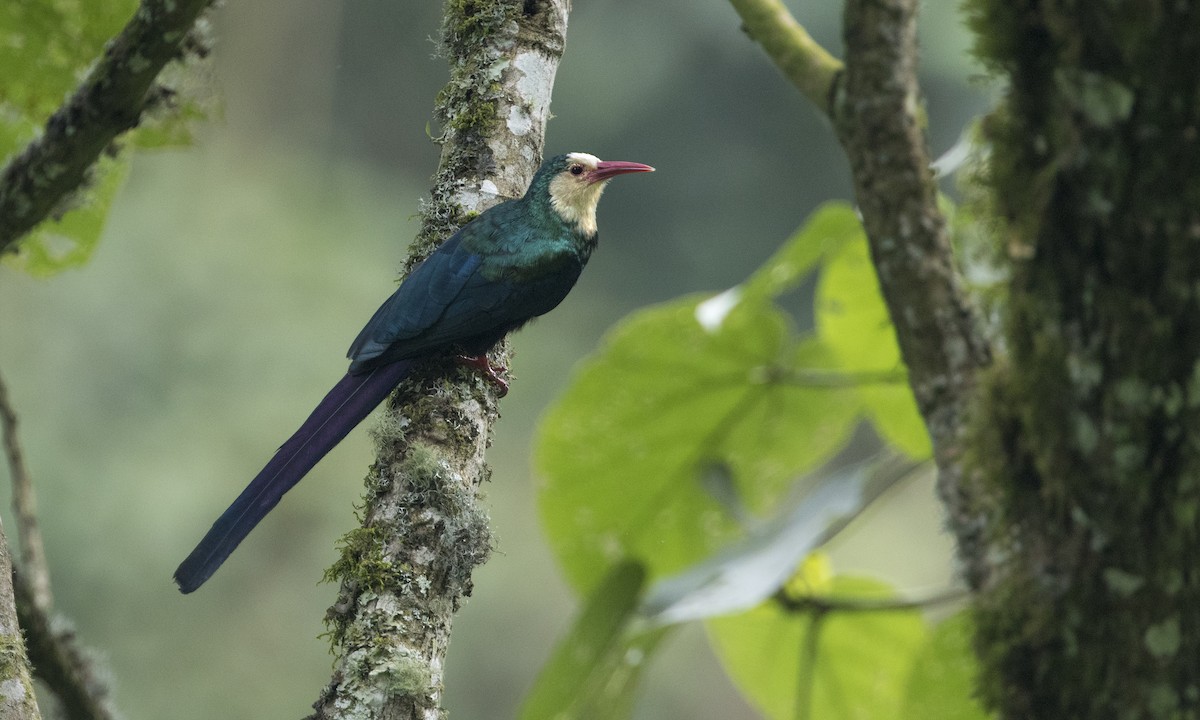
[{"xmin": 308, "ymin": 2, "xmax": 572, "ymax": 718}]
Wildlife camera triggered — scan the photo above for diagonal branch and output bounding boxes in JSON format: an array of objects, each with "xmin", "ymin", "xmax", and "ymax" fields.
[
  {"xmin": 727, "ymin": 0, "xmax": 843, "ymax": 114},
  {"xmin": 0, "ymin": 0, "xmax": 216, "ymax": 253},
  {"xmin": 13, "ymin": 573, "xmax": 117, "ymax": 720}
]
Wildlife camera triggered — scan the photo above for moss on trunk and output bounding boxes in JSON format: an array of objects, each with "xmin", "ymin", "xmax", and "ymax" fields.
[{"xmin": 966, "ymin": 1, "xmax": 1200, "ymax": 716}]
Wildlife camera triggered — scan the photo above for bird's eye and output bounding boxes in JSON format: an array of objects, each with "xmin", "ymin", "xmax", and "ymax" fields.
[{"xmin": 569, "ymin": 164, "xmax": 585, "ymax": 176}]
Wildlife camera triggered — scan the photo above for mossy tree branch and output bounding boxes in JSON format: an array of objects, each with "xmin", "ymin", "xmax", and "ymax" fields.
[
  {"xmin": 0, "ymin": 382, "xmax": 41, "ymax": 720},
  {"xmin": 0, "ymin": 549, "xmax": 36, "ymax": 719},
  {"xmin": 308, "ymin": 1, "xmax": 572, "ymax": 718},
  {"xmin": 0, "ymin": 0, "xmax": 215, "ymax": 253}
]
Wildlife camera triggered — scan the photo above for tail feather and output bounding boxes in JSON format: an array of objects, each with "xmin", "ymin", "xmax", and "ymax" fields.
[{"xmin": 173, "ymin": 361, "xmax": 413, "ymax": 593}]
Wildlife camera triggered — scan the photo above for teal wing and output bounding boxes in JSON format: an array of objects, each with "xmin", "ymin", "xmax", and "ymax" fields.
[{"xmin": 347, "ymin": 211, "xmax": 583, "ymax": 373}]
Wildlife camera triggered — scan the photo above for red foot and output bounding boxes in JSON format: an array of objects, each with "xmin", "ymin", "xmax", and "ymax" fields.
[{"xmin": 456, "ymin": 354, "xmax": 509, "ymax": 397}]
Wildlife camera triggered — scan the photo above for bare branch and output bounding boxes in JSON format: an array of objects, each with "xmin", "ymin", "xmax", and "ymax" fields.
[
  {"xmin": 727, "ymin": 0, "xmax": 842, "ymax": 114},
  {"xmin": 0, "ymin": 370, "xmax": 52, "ymax": 612},
  {"xmin": 728, "ymin": 0, "xmax": 993, "ymax": 587},
  {"xmin": 13, "ymin": 573, "xmax": 117, "ymax": 720},
  {"xmin": 2, "ymin": 372, "xmax": 115, "ymax": 719},
  {"xmin": 830, "ymin": 0, "xmax": 992, "ymax": 588},
  {"xmin": 776, "ymin": 586, "xmax": 967, "ymax": 614},
  {"xmin": 0, "ymin": 0, "xmax": 216, "ymax": 253}
]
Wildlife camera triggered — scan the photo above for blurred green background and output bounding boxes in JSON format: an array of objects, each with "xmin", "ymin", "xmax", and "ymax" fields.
[{"xmin": 0, "ymin": 1, "xmax": 987, "ymax": 717}]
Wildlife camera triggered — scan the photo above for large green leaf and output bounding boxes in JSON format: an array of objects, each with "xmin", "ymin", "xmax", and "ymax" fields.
[
  {"xmin": 901, "ymin": 610, "xmax": 991, "ymax": 720},
  {"xmin": 536, "ymin": 294, "xmax": 862, "ymax": 594},
  {"xmin": 816, "ymin": 235, "xmax": 931, "ymax": 458},
  {"xmin": 536, "ymin": 201, "xmax": 936, "ymax": 595},
  {"xmin": 518, "ymin": 561, "xmax": 665, "ymax": 720},
  {"xmin": 0, "ymin": 1, "xmax": 136, "ymax": 127},
  {"xmin": 708, "ymin": 576, "xmax": 928, "ymax": 720},
  {"xmin": 741, "ymin": 202, "xmax": 860, "ymax": 300}
]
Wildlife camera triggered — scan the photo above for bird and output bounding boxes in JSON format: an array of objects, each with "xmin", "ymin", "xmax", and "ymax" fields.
[{"xmin": 173, "ymin": 152, "xmax": 654, "ymax": 593}]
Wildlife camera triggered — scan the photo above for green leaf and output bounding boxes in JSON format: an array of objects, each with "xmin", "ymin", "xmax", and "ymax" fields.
[
  {"xmin": 1, "ymin": 0, "xmax": 207, "ymax": 273},
  {"xmin": 901, "ymin": 610, "xmax": 991, "ymax": 720},
  {"xmin": 742, "ymin": 202, "xmax": 860, "ymax": 300},
  {"xmin": 0, "ymin": 0, "xmax": 137, "ymax": 148},
  {"xmin": 5, "ymin": 157, "xmax": 131, "ymax": 276},
  {"xmin": 519, "ymin": 561, "xmax": 666, "ymax": 720},
  {"xmin": 816, "ymin": 235, "xmax": 931, "ymax": 458},
  {"xmin": 536, "ymin": 295, "xmax": 861, "ymax": 593},
  {"xmin": 708, "ymin": 576, "xmax": 928, "ymax": 720}
]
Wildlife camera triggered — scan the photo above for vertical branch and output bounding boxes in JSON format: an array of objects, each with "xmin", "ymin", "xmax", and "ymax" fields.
[
  {"xmin": 0, "ymin": 371, "xmax": 52, "ymax": 611},
  {"xmin": 727, "ymin": 0, "xmax": 993, "ymax": 586},
  {"xmin": 0, "ymin": 528, "xmax": 38, "ymax": 720},
  {"xmin": 830, "ymin": 0, "xmax": 992, "ymax": 587},
  {"xmin": 0, "ymin": 373, "xmax": 43, "ymax": 718},
  {"xmin": 0, "ymin": 378, "xmax": 39, "ymax": 718},
  {"xmin": 309, "ymin": 2, "xmax": 571, "ymax": 718}
]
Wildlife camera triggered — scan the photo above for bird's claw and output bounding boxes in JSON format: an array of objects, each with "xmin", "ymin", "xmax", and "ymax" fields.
[{"xmin": 456, "ymin": 354, "xmax": 509, "ymax": 397}]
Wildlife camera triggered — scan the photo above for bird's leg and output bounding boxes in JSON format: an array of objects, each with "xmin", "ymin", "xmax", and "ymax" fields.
[{"xmin": 456, "ymin": 354, "xmax": 509, "ymax": 397}]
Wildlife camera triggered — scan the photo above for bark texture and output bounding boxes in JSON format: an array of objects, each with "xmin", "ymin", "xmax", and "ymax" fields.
[
  {"xmin": 308, "ymin": 2, "xmax": 571, "ymax": 718},
  {"xmin": 0, "ymin": 539, "xmax": 38, "ymax": 720},
  {"xmin": 967, "ymin": 2, "xmax": 1200, "ymax": 717},
  {"xmin": 831, "ymin": 0, "xmax": 993, "ymax": 589}
]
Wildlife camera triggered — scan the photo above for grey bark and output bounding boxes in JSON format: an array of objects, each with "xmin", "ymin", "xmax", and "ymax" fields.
[
  {"xmin": 831, "ymin": 0, "xmax": 993, "ymax": 589},
  {"xmin": 308, "ymin": 2, "xmax": 572, "ymax": 718},
  {"xmin": 0, "ymin": 533, "xmax": 38, "ymax": 720}
]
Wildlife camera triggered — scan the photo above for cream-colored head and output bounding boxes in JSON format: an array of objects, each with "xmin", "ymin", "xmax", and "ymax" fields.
[{"xmin": 546, "ymin": 152, "xmax": 654, "ymax": 236}]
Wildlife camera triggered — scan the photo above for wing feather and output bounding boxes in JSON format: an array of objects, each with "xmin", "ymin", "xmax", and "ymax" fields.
[{"xmin": 346, "ymin": 211, "xmax": 583, "ymax": 373}]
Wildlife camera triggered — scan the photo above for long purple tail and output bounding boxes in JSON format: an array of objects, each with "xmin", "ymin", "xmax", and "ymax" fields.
[{"xmin": 173, "ymin": 361, "xmax": 413, "ymax": 593}]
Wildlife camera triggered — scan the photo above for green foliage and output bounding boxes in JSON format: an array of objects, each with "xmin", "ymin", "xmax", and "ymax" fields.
[
  {"xmin": 0, "ymin": 1, "xmax": 136, "ymax": 126},
  {"xmin": 534, "ymin": 201, "xmax": 971, "ymax": 718},
  {"xmin": 708, "ymin": 576, "xmax": 927, "ymax": 720},
  {"xmin": 536, "ymin": 202, "xmax": 929, "ymax": 592},
  {"xmin": 518, "ymin": 562, "xmax": 665, "ymax": 720},
  {"xmin": 816, "ymin": 234, "xmax": 931, "ymax": 457},
  {"xmin": 901, "ymin": 611, "xmax": 992, "ymax": 720},
  {"xmin": 1, "ymin": 0, "xmax": 206, "ymax": 275},
  {"xmin": 1, "ymin": 0, "xmax": 133, "ymax": 274}
]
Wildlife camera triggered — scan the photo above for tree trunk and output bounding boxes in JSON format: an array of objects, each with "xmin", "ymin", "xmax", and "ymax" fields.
[{"xmin": 967, "ymin": 1, "xmax": 1200, "ymax": 716}]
